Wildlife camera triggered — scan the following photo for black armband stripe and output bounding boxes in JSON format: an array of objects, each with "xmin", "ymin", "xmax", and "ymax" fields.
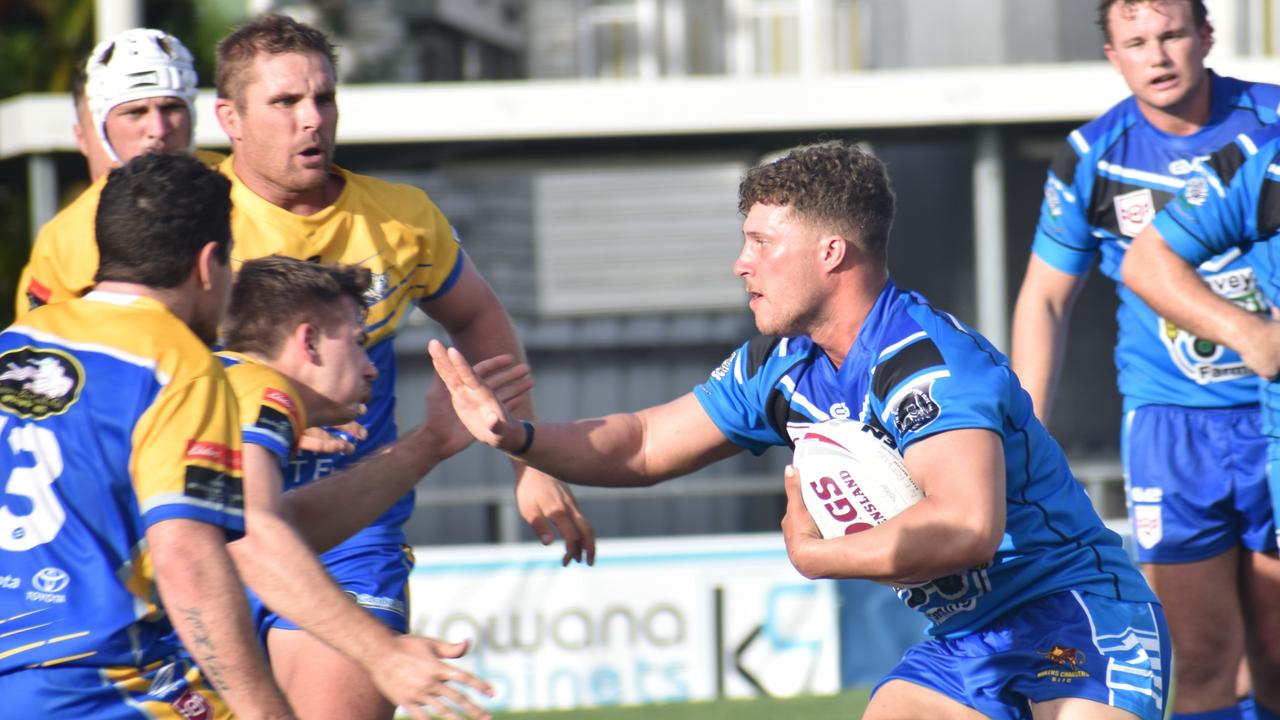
[{"xmin": 872, "ymin": 338, "xmax": 945, "ymax": 402}]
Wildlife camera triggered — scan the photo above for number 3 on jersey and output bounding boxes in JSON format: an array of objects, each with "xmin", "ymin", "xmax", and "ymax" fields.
[{"xmin": 0, "ymin": 416, "xmax": 66, "ymax": 551}]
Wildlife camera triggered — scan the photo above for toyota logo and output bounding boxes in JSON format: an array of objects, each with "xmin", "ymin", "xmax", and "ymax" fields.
[{"xmin": 32, "ymin": 567, "xmax": 69, "ymax": 593}]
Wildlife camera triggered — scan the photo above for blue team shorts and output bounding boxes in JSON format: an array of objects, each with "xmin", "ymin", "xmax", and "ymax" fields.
[
  {"xmin": 250, "ymin": 543, "xmax": 415, "ymax": 640},
  {"xmin": 0, "ymin": 654, "xmax": 230, "ymax": 719},
  {"xmin": 875, "ymin": 590, "xmax": 1169, "ymax": 719},
  {"xmin": 1121, "ymin": 404, "xmax": 1273, "ymax": 563}
]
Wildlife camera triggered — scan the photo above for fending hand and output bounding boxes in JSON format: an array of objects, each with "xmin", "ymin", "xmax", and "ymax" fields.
[{"xmin": 427, "ymin": 339, "xmax": 527, "ymax": 452}]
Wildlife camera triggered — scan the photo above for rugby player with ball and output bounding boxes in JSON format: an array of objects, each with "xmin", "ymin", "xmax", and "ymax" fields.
[{"xmin": 430, "ymin": 141, "xmax": 1166, "ymax": 720}]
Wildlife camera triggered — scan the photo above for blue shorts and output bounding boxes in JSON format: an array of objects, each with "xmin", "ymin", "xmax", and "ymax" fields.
[
  {"xmin": 251, "ymin": 543, "xmax": 415, "ymax": 640},
  {"xmin": 1122, "ymin": 404, "xmax": 1273, "ymax": 563},
  {"xmin": 0, "ymin": 654, "xmax": 230, "ymax": 719},
  {"xmin": 876, "ymin": 590, "xmax": 1169, "ymax": 719}
]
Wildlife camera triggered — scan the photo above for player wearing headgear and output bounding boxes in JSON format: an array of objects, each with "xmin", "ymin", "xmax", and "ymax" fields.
[
  {"xmin": 1009, "ymin": 2, "xmax": 1280, "ymax": 715},
  {"xmin": 211, "ymin": 15, "xmax": 594, "ymax": 719},
  {"xmin": 14, "ymin": 28, "xmax": 221, "ymax": 319},
  {"xmin": 431, "ymin": 141, "xmax": 1168, "ymax": 720},
  {"xmin": 1124, "ymin": 123, "xmax": 1280, "ymax": 720},
  {"xmin": 0, "ymin": 154, "xmax": 296, "ymax": 719}
]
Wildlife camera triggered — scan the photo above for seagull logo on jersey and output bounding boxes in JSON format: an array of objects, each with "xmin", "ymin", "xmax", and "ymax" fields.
[
  {"xmin": 1181, "ymin": 175, "xmax": 1209, "ymax": 208},
  {"xmin": 1113, "ymin": 188, "xmax": 1155, "ymax": 237},
  {"xmin": 0, "ymin": 347, "xmax": 84, "ymax": 420}
]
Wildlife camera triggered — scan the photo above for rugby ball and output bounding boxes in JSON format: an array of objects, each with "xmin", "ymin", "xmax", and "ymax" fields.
[{"xmin": 792, "ymin": 419, "xmax": 923, "ymax": 538}]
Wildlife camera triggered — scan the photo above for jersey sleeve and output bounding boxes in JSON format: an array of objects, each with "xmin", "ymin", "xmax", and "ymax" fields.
[
  {"xmin": 1030, "ymin": 136, "xmax": 1100, "ymax": 276},
  {"xmin": 14, "ymin": 187, "xmax": 102, "ymax": 321},
  {"xmin": 416, "ymin": 197, "xmax": 465, "ymax": 302},
  {"xmin": 693, "ymin": 337, "xmax": 790, "ymax": 455},
  {"xmin": 1152, "ymin": 141, "xmax": 1272, "ymax": 266},
  {"xmin": 240, "ymin": 384, "xmax": 304, "ymax": 463},
  {"xmin": 868, "ymin": 329, "xmax": 1006, "ymax": 453},
  {"xmin": 130, "ymin": 371, "xmax": 245, "ymax": 537}
]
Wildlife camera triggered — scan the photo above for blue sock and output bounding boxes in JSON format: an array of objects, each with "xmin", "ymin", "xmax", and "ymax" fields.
[{"xmin": 1171, "ymin": 707, "xmax": 1244, "ymax": 720}]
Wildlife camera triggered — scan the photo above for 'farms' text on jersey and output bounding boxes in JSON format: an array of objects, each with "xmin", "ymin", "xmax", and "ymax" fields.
[
  {"xmin": 1153, "ymin": 123, "xmax": 1280, "ymax": 433},
  {"xmin": 222, "ymin": 158, "xmax": 462, "ymax": 549},
  {"xmin": 1033, "ymin": 72, "xmax": 1280, "ymax": 409},
  {"xmin": 0, "ymin": 292, "xmax": 244, "ymax": 674},
  {"xmin": 695, "ymin": 281, "xmax": 1155, "ymax": 637}
]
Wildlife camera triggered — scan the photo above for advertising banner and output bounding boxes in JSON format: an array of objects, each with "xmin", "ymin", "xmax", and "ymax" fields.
[{"xmin": 409, "ymin": 533, "xmax": 840, "ymax": 712}]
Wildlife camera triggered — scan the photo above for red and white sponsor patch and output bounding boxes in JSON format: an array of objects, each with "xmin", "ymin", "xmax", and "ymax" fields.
[
  {"xmin": 1113, "ymin": 188, "xmax": 1155, "ymax": 238},
  {"xmin": 184, "ymin": 440, "xmax": 241, "ymax": 470},
  {"xmin": 263, "ymin": 388, "xmax": 296, "ymax": 414},
  {"xmin": 172, "ymin": 689, "xmax": 211, "ymax": 720},
  {"xmin": 1134, "ymin": 504, "xmax": 1162, "ymax": 550}
]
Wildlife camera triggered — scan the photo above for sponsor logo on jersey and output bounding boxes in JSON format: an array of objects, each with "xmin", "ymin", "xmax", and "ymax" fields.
[
  {"xmin": 1129, "ymin": 487, "xmax": 1162, "ymax": 503},
  {"xmin": 172, "ymin": 689, "xmax": 212, "ymax": 720},
  {"xmin": 0, "ymin": 347, "xmax": 84, "ymax": 420},
  {"xmin": 1037, "ymin": 645, "xmax": 1089, "ymax": 681},
  {"xmin": 710, "ymin": 351, "xmax": 736, "ymax": 382},
  {"xmin": 26, "ymin": 566, "xmax": 69, "ymax": 603},
  {"xmin": 0, "ymin": 574, "xmax": 20, "ymax": 590},
  {"xmin": 184, "ymin": 467, "xmax": 245, "ymax": 511},
  {"xmin": 893, "ymin": 386, "xmax": 941, "ymax": 435},
  {"xmin": 1113, "ymin": 188, "xmax": 1155, "ymax": 237},
  {"xmin": 1044, "ymin": 184, "xmax": 1063, "ymax": 217},
  {"xmin": 828, "ymin": 402, "xmax": 850, "ymax": 418},
  {"xmin": 184, "ymin": 441, "xmax": 241, "ymax": 471},
  {"xmin": 1181, "ymin": 175, "xmax": 1210, "ymax": 207},
  {"xmin": 344, "ymin": 590, "xmax": 406, "ymax": 617},
  {"xmin": 24, "ymin": 278, "xmax": 51, "ymax": 310},
  {"xmin": 1134, "ymin": 503, "xmax": 1162, "ymax": 549},
  {"xmin": 1168, "ymin": 155, "xmax": 1210, "ymax": 176},
  {"xmin": 264, "ymin": 388, "xmax": 297, "ymax": 415},
  {"xmin": 1157, "ymin": 267, "xmax": 1262, "ymax": 384}
]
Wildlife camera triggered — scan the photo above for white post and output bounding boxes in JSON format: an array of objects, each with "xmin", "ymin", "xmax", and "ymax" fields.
[
  {"xmin": 95, "ymin": 0, "xmax": 144, "ymax": 41},
  {"xmin": 973, "ymin": 125, "xmax": 1008, "ymax": 351}
]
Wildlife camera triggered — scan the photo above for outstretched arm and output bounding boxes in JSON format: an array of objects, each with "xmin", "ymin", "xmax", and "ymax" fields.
[
  {"xmin": 421, "ymin": 256, "xmax": 596, "ymax": 564},
  {"xmin": 1124, "ymin": 224, "xmax": 1280, "ymax": 379},
  {"xmin": 1010, "ymin": 256, "xmax": 1088, "ymax": 424},
  {"xmin": 148, "ymin": 518, "xmax": 297, "ymax": 720},
  {"xmin": 229, "ymin": 445, "xmax": 495, "ymax": 719},
  {"xmin": 284, "ymin": 354, "xmax": 532, "ymax": 553},
  {"xmin": 428, "ymin": 339, "xmax": 741, "ymax": 486}
]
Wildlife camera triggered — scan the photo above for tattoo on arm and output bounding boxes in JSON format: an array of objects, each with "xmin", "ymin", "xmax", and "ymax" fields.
[{"xmin": 179, "ymin": 606, "xmax": 230, "ymax": 692}]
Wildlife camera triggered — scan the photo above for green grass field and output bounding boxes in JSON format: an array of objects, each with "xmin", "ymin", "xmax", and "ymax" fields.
[{"xmin": 491, "ymin": 690, "xmax": 871, "ymax": 719}]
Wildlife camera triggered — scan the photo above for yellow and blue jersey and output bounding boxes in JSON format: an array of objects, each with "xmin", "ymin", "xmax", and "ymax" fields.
[
  {"xmin": 223, "ymin": 157, "xmax": 463, "ymax": 547},
  {"xmin": 1032, "ymin": 72, "xmax": 1280, "ymax": 410},
  {"xmin": 0, "ymin": 292, "xmax": 244, "ymax": 674},
  {"xmin": 14, "ymin": 150, "xmax": 228, "ymax": 321},
  {"xmin": 694, "ymin": 281, "xmax": 1156, "ymax": 638},
  {"xmin": 218, "ymin": 351, "xmax": 306, "ymax": 469}
]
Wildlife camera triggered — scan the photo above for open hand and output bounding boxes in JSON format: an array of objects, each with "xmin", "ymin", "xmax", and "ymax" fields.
[{"xmin": 373, "ymin": 636, "xmax": 494, "ymax": 720}]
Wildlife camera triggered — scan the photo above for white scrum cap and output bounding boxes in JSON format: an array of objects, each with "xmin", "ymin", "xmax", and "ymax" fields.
[{"xmin": 84, "ymin": 28, "xmax": 199, "ymax": 165}]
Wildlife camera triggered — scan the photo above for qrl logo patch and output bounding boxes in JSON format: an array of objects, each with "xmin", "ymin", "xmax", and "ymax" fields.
[
  {"xmin": 1113, "ymin": 188, "xmax": 1155, "ymax": 238},
  {"xmin": 1134, "ymin": 504, "xmax": 1162, "ymax": 549},
  {"xmin": 172, "ymin": 689, "xmax": 211, "ymax": 720}
]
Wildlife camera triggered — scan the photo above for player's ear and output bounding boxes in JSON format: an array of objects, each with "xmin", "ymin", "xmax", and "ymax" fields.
[
  {"xmin": 819, "ymin": 234, "xmax": 847, "ymax": 271},
  {"xmin": 214, "ymin": 97, "xmax": 241, "ymax": 140},
  {"xmin": 299, "ymin": 323, "xmax": 323, "ymax": 365},
  {"xmin": 1102, "ymin": 41, "xmax": 1120, "ymax": 73},
  {"xmin": 195, "ymin": 242, "xmax": 221, "ymax": 291},
  {"xmin": 1199, "ymin": 20, "xmax": 1214, "ymax": 56}
]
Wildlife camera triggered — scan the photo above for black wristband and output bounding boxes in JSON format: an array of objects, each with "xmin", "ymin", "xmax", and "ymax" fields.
[{"xmin": 511, "ymin": 420, "xmax": 535, "ymax": 455}]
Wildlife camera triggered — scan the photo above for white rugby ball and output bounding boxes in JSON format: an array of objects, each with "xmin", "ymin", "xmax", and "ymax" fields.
[{"xmin": 792, "ymin": 419, "xmax": 923, "ymax": 538}]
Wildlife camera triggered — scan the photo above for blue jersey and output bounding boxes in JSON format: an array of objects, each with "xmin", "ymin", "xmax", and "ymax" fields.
[
  {"xmin": 1032, "ymin": 72, "xmax": 1280, "ymax": 410},
  {"xmin": 694, "ymin": 281, "xmax": 1155, "ymax": 638},
  {"xmin": 1153, "ymin": 123, "xmax": 1280, "ymax": 433},
  {"xmin": 0, "ymin": 293, "xmax": 245, "ymax": 675}
]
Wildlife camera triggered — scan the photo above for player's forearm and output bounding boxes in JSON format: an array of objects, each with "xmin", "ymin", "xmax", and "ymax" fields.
[
  {"xmin": 794, "ymin": 497, "xmax": 1003, "ymax": 583},
  {"xmin": 227, "ymin": 511, "xmax": 400, "ymax": 668},
  {"xmin": 501, "ymin": 414, "xmax": 680, "ymax": 488},
  {"xmin": 1123, "ymin": 227, "xmax": 1262, "ymax": 347},
  {"xmin": 283, "ymin": 428, "xmax": 441, "ymax": 551},
  {"xmin": 1010, "ymin": 291, "xmax": 1070, "ymax": 423},
  {"xmin": 150, "ymin": 521, "xmax": 295, "ymax": 719}
]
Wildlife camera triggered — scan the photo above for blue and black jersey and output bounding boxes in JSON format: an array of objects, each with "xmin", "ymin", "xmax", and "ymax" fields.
[
  {"xmin": 695, "ymin": 281, "xmax": 1155, "ymax": 637},
  {"xmin": 1032, "ymin": 72, "xmax": 1280, "ymax": 410}
]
